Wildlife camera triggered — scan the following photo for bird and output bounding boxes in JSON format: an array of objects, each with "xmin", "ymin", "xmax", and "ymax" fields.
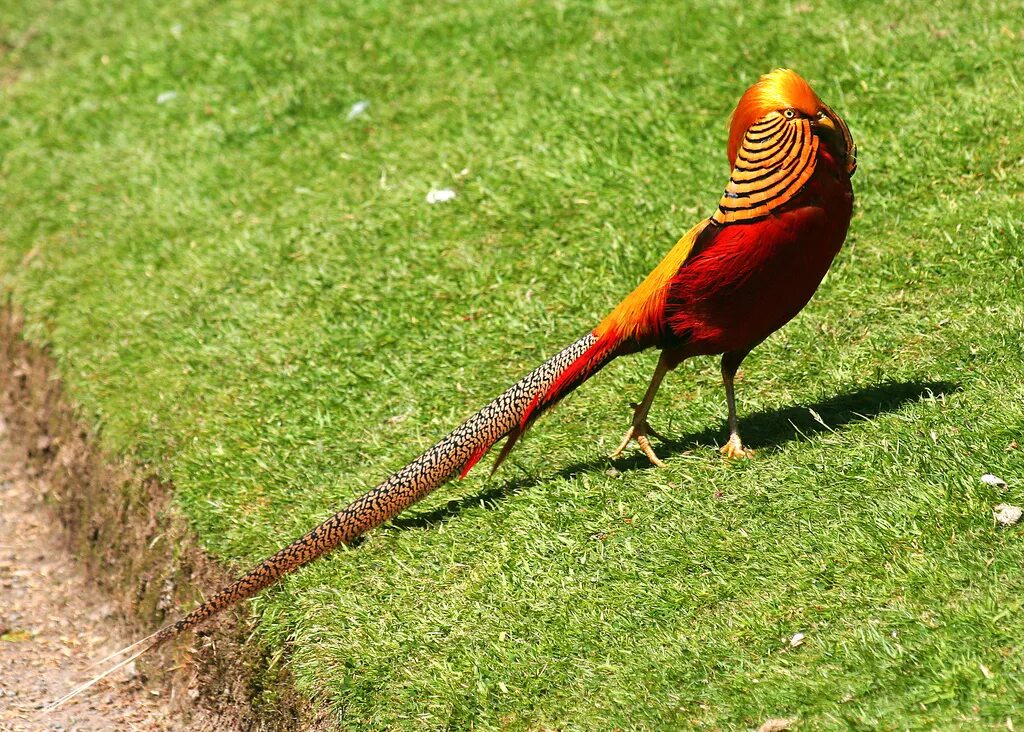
[{"xmin": 50, "ymin": 68, "xmax": 855, "ymax": 706}]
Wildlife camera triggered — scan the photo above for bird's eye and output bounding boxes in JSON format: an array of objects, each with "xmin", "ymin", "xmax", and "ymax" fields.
[{"xmin": 783, "ymin": 109, "xmax": 796, "ymax": 119}]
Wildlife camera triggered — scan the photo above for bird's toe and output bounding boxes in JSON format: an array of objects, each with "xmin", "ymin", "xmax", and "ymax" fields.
[{"xmin": 720, "ymin": 435, "xmax": 754, "ymax": 460}]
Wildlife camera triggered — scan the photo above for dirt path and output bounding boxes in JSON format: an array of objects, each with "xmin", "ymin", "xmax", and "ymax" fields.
[{"xmin": 0, "ymin": 417, "xmax": 188, "ymax": 732}]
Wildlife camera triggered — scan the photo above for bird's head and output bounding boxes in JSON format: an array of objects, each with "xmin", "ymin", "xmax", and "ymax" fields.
[{"xmin": 727, "ymin": 69, "xmax": 857, "ymax": 177}]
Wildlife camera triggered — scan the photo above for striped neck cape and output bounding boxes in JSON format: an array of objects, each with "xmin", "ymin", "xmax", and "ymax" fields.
[{"xmin": 712, "ymin": 110, "xmax": 820, "ymax": 225}]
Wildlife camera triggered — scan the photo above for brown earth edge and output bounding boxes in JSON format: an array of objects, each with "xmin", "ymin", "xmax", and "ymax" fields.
[{"xmin": 0, "ymin": 305, "xmax": 323, "ymax": 730}]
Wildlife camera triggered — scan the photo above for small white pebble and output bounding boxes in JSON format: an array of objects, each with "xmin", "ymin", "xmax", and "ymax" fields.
[
  {"xmin": 346, "ymin": 100, "xmax": 370, "ymax": 120},
  {"xmin": 156, "ymin": 91, "xmax": 178, "ymax": 105},
  {"xmin": 981, "ymin": 473, "xmax": 1008, "ymax": 489},
  {"xmin": 789, "ymin": 632, "xmax": 805, "ymax": 648},
  {"xmin": 993, "ymin": 504, "xmax": 1022, "ymax": 526},
  {"xmin": 426, "ymin": 188, "xmax": 456, "ymax": 204}
]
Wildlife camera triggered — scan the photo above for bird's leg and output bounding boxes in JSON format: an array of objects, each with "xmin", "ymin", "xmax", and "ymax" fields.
[
  {"xmin": 720, "ymin": 349, "xmax": 754, "ymax": 459},
  {"xmin": 611, "ymin": 352, "xmax": 671, "ymax": 467}
]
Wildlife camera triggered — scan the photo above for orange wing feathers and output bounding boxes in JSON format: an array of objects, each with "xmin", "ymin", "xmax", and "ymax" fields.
[{"xmin": 593, "ymin": 219, "xmax": 711, "ymax": 345}]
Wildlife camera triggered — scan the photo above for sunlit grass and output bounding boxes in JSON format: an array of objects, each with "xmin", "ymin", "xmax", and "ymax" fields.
[{"xmin": 2, "ymin": 0, "xmax": 1024, "ymax": 728}]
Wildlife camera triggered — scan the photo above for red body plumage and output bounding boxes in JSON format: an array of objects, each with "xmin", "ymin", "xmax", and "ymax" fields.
[{"xmin": 663, "ymin": 145, "xmax": 854, "ymax": 363}]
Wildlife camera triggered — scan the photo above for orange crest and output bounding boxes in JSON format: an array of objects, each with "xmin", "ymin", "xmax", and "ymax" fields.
[{"xmin": 727, "ymin": 69, "xmax": 822, "ymax": 166}]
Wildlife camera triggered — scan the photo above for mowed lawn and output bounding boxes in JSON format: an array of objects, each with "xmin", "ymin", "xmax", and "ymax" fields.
[{"xmin": 3, "ymin": 0, "xmax": 1024, "ymax": 728}]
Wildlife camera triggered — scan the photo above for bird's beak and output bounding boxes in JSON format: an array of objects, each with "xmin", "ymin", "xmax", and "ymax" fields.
[{"xmin": 814, "ymin": 105, "xmax": 857, "ymax": 177}]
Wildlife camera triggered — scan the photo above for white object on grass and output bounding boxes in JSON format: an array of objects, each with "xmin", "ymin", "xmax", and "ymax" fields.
[
  {"xmin": 426, "ymin": 188, "xmax": 456, "ymax": 204},
  {"xmin": 981, "ymin": 473, "xmax": 1008, "ymax": 489},
  {"xmin": 993, "ymin": 504, "xmax": 1022, "ymax": 526},
  {"xmin": 347, "ymin": 100, "xmax": 370, "ymax": 120}
]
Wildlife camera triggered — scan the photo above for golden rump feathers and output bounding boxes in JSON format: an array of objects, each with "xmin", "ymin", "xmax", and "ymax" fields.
[{"xmin": 727, "ymin": 69, "xmax": 823, "ymax": 166}]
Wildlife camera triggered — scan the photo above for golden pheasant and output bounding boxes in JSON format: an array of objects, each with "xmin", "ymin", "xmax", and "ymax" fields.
[{"xmin": 52, "ymin": 69, "xmax": 856, "ymax": 705}]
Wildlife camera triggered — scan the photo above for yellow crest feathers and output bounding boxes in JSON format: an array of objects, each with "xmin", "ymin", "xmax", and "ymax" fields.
[{"xmin": 727, "ymin": 69, "xmax": 822, "ymax": 166}]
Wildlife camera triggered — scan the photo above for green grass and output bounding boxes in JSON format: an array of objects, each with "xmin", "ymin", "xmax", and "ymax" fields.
[{"xmin": 3, "ymin": 0, "xmax": 1024, "ymax": 728}]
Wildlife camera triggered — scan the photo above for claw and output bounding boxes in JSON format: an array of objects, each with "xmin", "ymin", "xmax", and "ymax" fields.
[
  {"xmin": 611, "ymin": 421, "xmax": 667, "ymax": 468},
  {"xmin": 611, "ymin": 425, "xmax": 636, "ymax": 459},
  {"xmin": 720, "ymin": 433, "xmax": 754, "ymax": 460},
  {"xmin": 636, "ymin": 432, "xmax": 667, "ymax": 468}
]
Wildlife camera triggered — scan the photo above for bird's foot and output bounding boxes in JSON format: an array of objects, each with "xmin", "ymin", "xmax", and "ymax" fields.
[
  {"xmin": 720, "ymin": 433, "xmax": 754, "ymax": 460},
  {"xmin": 611, "ymin": 421, "xmax": 667, "ymax": 468}
]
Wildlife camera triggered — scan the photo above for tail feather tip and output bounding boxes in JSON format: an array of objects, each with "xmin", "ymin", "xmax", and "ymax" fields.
[{"xmin": 44, "ymin": 643, "xmax": 155, "ymax": 711}]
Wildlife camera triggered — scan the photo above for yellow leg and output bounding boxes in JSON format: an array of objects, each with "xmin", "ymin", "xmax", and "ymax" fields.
[
  {"xmin": 720, "ymin": 351, "xmax": 754, "ymax": 459},
  {"xmin": 611, "ymin": 353, "xmax": 671, "ymax": 467}
]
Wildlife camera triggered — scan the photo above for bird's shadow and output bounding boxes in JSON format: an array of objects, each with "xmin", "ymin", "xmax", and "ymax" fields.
[{"xmin": 390, "ymin": 379, "xmax": 958, "ymax": 532}]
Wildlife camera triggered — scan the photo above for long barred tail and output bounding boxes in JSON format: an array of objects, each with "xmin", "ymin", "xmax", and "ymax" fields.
[
  {"xmin": 159, "ymin": 333, "xmax": 609, "ymax": 639},
  {"xmin": 49, "ymin": 333, "xmax": 618, "ymax": 708}
]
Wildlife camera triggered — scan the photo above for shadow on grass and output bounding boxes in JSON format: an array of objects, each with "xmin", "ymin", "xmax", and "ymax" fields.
[{"xmin": 391, "ymin": 379, "xmax": 958, "ymax": 531}]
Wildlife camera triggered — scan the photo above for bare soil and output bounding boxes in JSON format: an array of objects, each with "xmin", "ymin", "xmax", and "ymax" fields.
[
  {"xmin": 0, "ymin": 309, "xmax": 310, "ymax": 730},
  {"xmin": 0, "ymin": 416, "xmax": 188, "ymax": 731}
]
